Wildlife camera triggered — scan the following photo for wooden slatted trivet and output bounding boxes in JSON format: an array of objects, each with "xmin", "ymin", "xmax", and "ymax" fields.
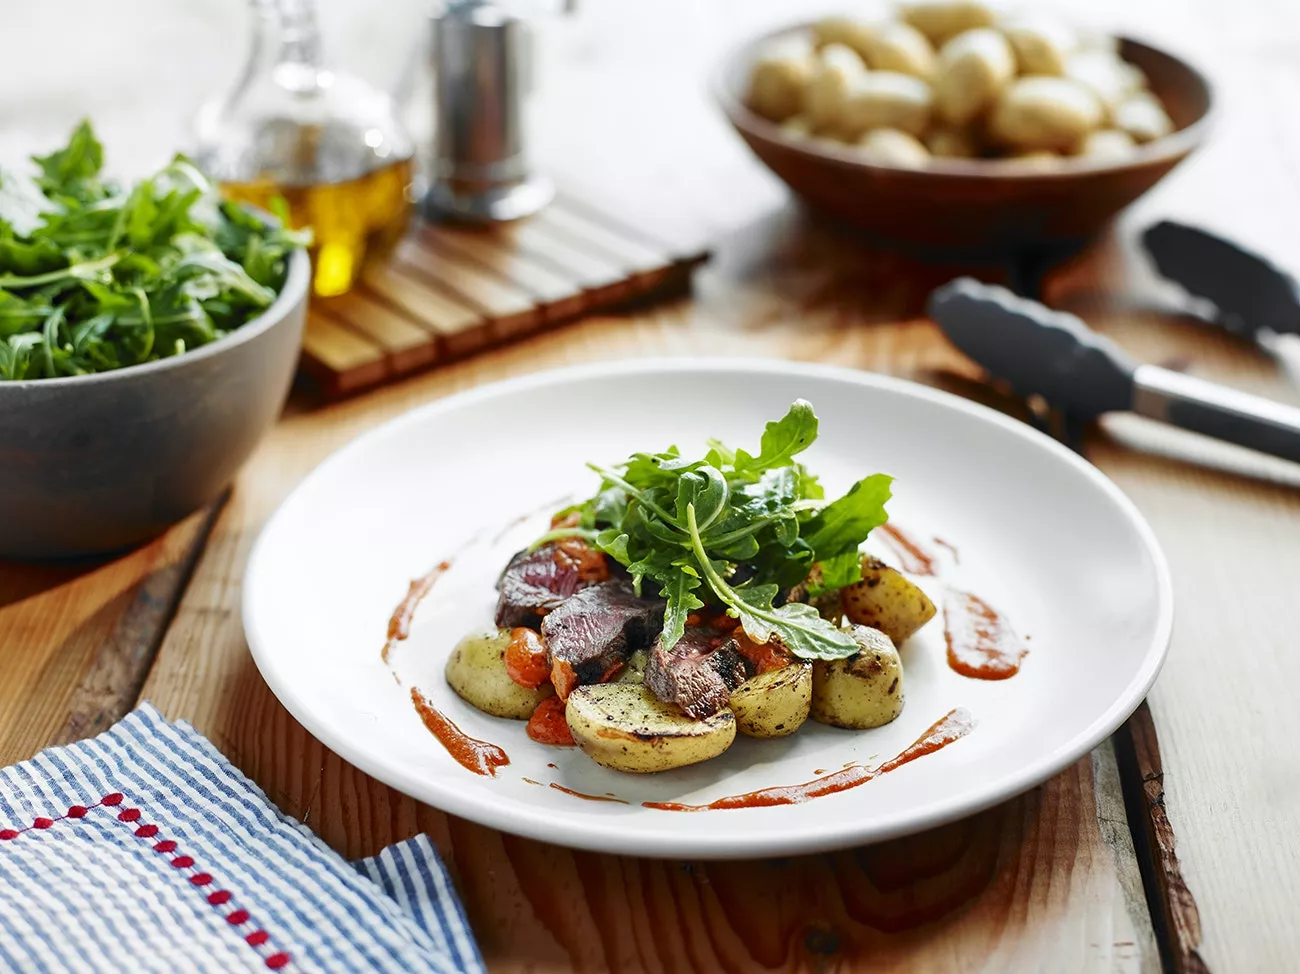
[{"xmin": 299, "ymin": 190, "xmax": 710, "ymax": 397}]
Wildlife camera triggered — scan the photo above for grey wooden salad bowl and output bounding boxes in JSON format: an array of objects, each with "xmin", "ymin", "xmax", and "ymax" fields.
[{"xmin": 0, "ymin": 249, "xmax": 309, "ymax": 560}]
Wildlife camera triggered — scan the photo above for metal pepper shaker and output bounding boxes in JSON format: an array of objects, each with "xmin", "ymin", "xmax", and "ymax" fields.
[{"xmin": 424, "ymin": 0, "xmax": 554, "ymax": 223}]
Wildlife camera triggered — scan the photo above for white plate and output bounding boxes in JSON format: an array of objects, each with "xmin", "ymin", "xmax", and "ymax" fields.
[{"xmin": 244, "ymin": 360, "xmax": 1172, "ymax": 859}]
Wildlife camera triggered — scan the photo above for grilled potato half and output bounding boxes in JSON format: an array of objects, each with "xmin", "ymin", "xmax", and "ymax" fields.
[
  {"xmin": 445, "ymin": 630, "xmax": 554, "ymax": 720},
  {"xmin": 566, "ymin": 683, "xmax": 736, "ymax": 773},
  {"xmin": 729, "ymin": 662, "xmax": 813, "ymax": 738},
  {"xmin": 841, "ymin": 556, "xmax": 937, "ymax": 644},
  {"xmin": 811, "ymin": 626, "xmax": 905, "ymax": 729}
]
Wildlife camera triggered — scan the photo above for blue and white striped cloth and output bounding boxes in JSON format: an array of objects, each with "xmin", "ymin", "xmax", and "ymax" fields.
[{"xmin": 0, "ymin": 704, "xmax": 484, "ymax": 974}]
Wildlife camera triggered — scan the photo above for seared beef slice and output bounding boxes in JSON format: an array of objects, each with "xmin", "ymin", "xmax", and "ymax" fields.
[
  {"xmin": 646, "ymin": 629, "xmax": 749, "ymax": 719},
  {"xmin": 542, "ymin": 583, "xmax": 665, "ymax": 696},
  {"xmin": 495, "ymin": 541, "xmax": 606, "ymax": 629}
]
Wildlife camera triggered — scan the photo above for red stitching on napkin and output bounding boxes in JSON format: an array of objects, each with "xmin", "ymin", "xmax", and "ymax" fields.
[{"xmin": 1, "ymin": 793, "xmax": 291, "ymax": 970}]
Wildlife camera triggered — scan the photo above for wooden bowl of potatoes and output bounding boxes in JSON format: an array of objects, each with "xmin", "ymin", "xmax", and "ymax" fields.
[{"xmin": 716, "ymin": 2, "xmax": 1213, "ymax": 251}]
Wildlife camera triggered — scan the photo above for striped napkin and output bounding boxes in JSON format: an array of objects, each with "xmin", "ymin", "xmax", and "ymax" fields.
[{"xmin": 0, "ymin": 704, "xmax": 484, "ymax": 974}]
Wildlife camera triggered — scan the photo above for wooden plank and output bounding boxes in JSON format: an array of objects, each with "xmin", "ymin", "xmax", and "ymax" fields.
[
  {"xmin": 300, "ymin": 313, "xmax": 387, "ymax": 396},
  {"xmin": 418, "ymin": 226, "xmax": 589, "ymax": 323},
  {"xmin": 359, "ymin": 264, "xmax": 494, "ymax": 359},
  {"xmin": 1063, "ymin": 271, "xmax": 1300, "ymax": 974},
  {"xmin": 393, "ymin": 237, "xmax": 540, "ymax": 339},
  {"xmin": 1115, "ymin": 704, "xmax": 1207, "ymax": 974},
  {"xmin": 318, "ymin": 291, "xmax": 437, "ymax": 375},
  {"xmin": 0, "ymin": 503, "xmax": 219, "ymax": 765},
  {"xmin": 534, "ymin": 203, "xmax": 671, "ymax": 275},
  {"xmin": 506, "ymin": 221, "xmax": 634, "ymax": 298},
  {"xmin": 552, "ymin": 186, "xmax": 716, "ymax": 266}
]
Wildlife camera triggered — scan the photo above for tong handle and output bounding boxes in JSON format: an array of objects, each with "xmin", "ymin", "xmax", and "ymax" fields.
[{"xmin": 1133, "ymin": 364, "xmax": 1300, "ymax": 463}]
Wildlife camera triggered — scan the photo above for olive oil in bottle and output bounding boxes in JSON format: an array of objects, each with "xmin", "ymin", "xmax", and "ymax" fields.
[
  {"xmin": 194, "ymin": 0, "xmax": 415, "ymax": 297},
  {"xmin": 220, "ymin": 155, "xmax": 414, "ymax": 298}
]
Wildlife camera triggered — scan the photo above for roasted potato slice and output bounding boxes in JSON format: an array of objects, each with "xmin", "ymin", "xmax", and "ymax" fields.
[
  {"xmin": 566, "ymin": 683, "xmax": 736, "ymax": 773},
  {"xmin": 811, "ymin": 626, "xmax": 904, "ymax": 729},
  {"xmin": 445, "ymin": 630, "xmax": 554, "ymax": 719},
  {"xmin": 729, "ymin": 662, "xmax": 813, "ymax": 738},
  {"xmin": 841, "ymin": 556, "xmax": 937, "ymax": 644},
  {"xmin": 615, "ymin": 648, "xmax": 649, "ymax": 684}
]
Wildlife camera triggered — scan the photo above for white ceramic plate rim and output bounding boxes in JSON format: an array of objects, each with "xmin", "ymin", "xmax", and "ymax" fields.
[{"xmin": 244, "ymin": 358, "xmax": 1174, "ymax": 858}]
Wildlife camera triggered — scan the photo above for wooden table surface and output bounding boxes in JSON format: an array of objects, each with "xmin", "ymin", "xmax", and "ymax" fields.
[{"xmin": 5, "ymin": 1, "xmax": 1300, "ymax": 971}]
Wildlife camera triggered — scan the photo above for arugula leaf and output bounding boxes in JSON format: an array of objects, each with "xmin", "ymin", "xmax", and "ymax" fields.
[
  {"xmin": 804, "ymin": 474, "xmax": 894, "ymax": 562},
  {"xmin": 33, "ymin": 120, "xmax": 104, "ymax": 198},
  {"xmin": 675, "ymin": 466, "xmax": 728, "ymax": 531},
  {"xmin": 0, "ymin": 121, "xmax": 308, "ymax": 381},
  {"xmin": 544, "ymin": 400, "xmax": 892, "ymax": 658},
  {"xmin": 812, "ymin": 550, "xmax": 863, "ymax": 592},
  {"xmin": 686, "ymin": 504, "xmax": 858, "ymax": 660},
  {"xmin": 658, "ymin": 568, "xmax": 705, "ymax": 651},
  {"xmin": 733, "ymin": 399, "xmax": 818, "ymax": 474}
]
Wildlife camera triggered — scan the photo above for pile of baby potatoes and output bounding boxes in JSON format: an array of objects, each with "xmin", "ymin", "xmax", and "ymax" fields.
[{"xmin": 747, "ymin": 1, "xmax": 1177, "ymax": 169}]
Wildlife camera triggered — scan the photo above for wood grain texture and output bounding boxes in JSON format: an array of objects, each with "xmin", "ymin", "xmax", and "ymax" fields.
[
  {"xmin": 136, "ymin": 290, "xmax": 1155, "ymax": 971},
  {"xmin": 4, "ymin": 0, "xmax": 1299, "ymax": 970},
  {"xmin": 0, "ymin": 503, "xmax": 219, "ymax": 766},
  {"xmin": 1053, "ymin": 229, "xmax": 1300, "ymax": 974}
]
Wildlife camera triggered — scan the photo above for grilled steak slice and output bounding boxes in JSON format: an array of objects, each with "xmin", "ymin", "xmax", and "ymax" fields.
[
  {"xmin": 495, "ymin": 540, "xmax": 609, "ymax": 629},
  {"xmin": 646, "ymin": 628, "xmax": 749, "ymax": 719},
  {"xmin": 542, "ymin": 582, "xmax": 665, "ymax": 697}
]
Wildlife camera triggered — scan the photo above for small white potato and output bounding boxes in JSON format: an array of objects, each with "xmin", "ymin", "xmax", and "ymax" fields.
[
  {"xmin": 805, "ymin": 43, "xmax": 868, "ymax": 133},
  {"xmin": 1002, "ymin": 17, "xmax": 1076, "ymax": 76},
  {"xmin": 616, "ymin": 648, "xmax": 649, "ymax": 684},
  {"xmin": 863, "ymin": 22, "xmax": 937, "ymax": 78},
  {"xmin": 1065, "ymin": 50, "xmax": 1145, "ymax": 117},
  {"xmin": 1074, "ymin": 127, "xmax": 1136, "ymax": 160},
  {"xmin": 841, "ymin": 72, "xmax": 933, "ymax": 137},
  {"xmin": 566, "ymin": 683, "xmax": 736, "ymax": 773},
  {"xmin": 748, "ymin": 48, "xmax": 814, "ymax": 122},
  {"xmin": 729, "ymin": 663, "xmax": 813, "ymax": 738},
  {"xmin": 1001, "ymin": 149, "xmax": 1066, "ymax": 170},
  {"xmin": 841, "ymin": 556, "xmax": 938, "ymax": 644},
  {"xmin": 926, "ymin": 125, "xmax": 980, "ymax": 157},
  {"xmin": 1113, "ymin": 92, "xmax": 1174, "ymax": 143},
  {"xmin": 812, "ymin": 16, "xmax": 882, "ymax": 60},
  {"xmin": 934, "ymin": 28, "xmax": 1015, "ymax": 125},
  {"xmin": 811, "ymin": 627, "xmax": 904, "ymax": 730},
  {"xmin": 900, "ymin": 1, "xmax": 996, "ymax": 45},
  {"xmin": 856, "ymin": 128, "xmax": 931, "ymax": 167},
  {"xmin": 445, "ymin": 630, "xmax": 554, "ymax": 720},
  {"xmin": 989, "ymin": 76, "xmax": 1103, "ymax": 150},
  {"xmin": 1074, "ymin": 29, "xmax": 1120, "ymax": 55}
]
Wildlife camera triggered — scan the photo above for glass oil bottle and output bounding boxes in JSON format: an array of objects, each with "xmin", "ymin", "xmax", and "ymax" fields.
[{"xmin": 193, "ymin": 0, "xmax": 415, "ymax": 297}]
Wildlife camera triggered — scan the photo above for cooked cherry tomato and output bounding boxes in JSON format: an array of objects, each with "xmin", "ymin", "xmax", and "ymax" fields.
[
  {"xmin": 552, "ymin": 537, "xmax": 610, "ymax": 584},
  {"xmin": 505, "ymin": 627, "xmax": 550, "ymax": 689},
  {"xmin": 732, "ymin": 632, "xmax": 793, "ymax": 674},
  {"xmin": 526, "ymin": 696, "xmax": 575, "ymax": 747}
]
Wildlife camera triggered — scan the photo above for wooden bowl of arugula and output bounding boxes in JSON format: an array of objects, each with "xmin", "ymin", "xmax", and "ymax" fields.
[{"xmin": 0, "ymin": 122, "xmax": 310, "ymax": 559}]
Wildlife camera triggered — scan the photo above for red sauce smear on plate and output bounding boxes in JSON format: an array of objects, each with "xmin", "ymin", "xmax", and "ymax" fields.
[
  {"xmin": 878, "ymin": 524, "xmax": 938, "ymax": 576},
  {"xmin": 943, "ymin": 591, "xmax": 1027, "ymax": 680},
  {"xmin": 932, "ymin": 537, "xmax": 959, "ymax": 563},
  {"xmin": 643, "ymin": 708, "xmax": 975, "ymax": 811},
  {"xmin": 410, "ymin": 687, "xmax": 510, "ymax": 776},
  {"xmin": 382, "ymin": 561, "xmax": 452, "ymax": 663},
  {"xmin": 549, "ymin": 783, "xmax": 630, "ymax": 804}
]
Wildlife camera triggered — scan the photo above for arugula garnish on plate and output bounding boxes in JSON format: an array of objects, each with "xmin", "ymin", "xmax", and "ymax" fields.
[
  {"xmin": 538, "ymin": 400, "xmax": 893, "ymax": 660},
  {"xmin": 0, "ymin": 120, "xmax": 309, "ymax": 380}
]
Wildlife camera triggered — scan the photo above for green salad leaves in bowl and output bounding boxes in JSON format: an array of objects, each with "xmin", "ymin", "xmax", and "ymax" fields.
[{"xmin": 0, "ymin": 122, "xmax": 311, "ymax": 559}]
